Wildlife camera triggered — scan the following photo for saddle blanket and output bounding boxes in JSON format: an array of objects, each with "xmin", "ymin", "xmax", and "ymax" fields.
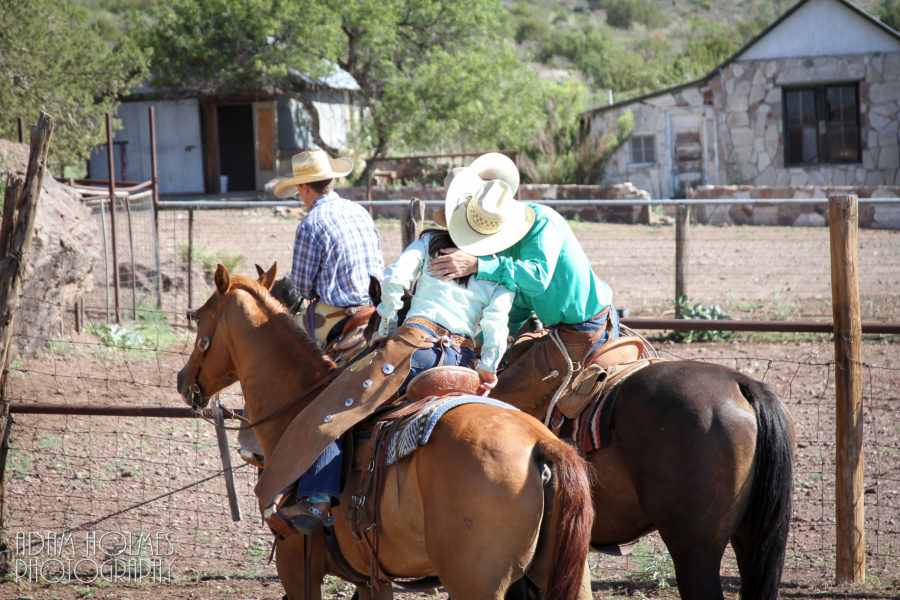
[
  {"xmin": 559, "ymin": 385, "xmax": 620, "ymax": 455},
  {"xmin": 381, "ymin": 396, "xmax": 518, "ymax": 468}
]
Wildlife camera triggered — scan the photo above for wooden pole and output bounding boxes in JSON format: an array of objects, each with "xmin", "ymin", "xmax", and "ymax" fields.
[
  {"xmin": 0, "ymin": 113, "xmax": 54, "ymax": 361},
  {"xmin": 187, "ymin": 208, "xmax": 194, "ymax": 326},
  {"xmin": 212, "ymin": 400, "xmax": 242, "ymax": 522},
  {"xmin": 674, "ymin": 204, "xmax": 691, "ymax": 316},
  {"xmin": 105, "ymin": 113, "xmax": 121, "ymax": 323},
  {"xmin": 402, "ymin": 198, "xmax": 425, "ymax": 249},
  {"xmin": 124, "ymin": 196, "xmax": 138, "ymax": 319},
  {"xmin": 828, "ymin": 193, "xmax": 865, "ymax": 583},
  {"xmin": 149, "ymin": 106, "xmax": 163, "ymax": 309},
  {"xmin": 0, "ymin": 113, "xmax": 54, "ymax": 574}
]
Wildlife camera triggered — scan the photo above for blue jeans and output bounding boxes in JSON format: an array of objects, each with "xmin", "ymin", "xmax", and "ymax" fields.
[
  {"xmin": 402, "ymin": 321, "xmax": 477, "ymax": 395},
  {"xmin": 557, "ymin": 305, "xmax": 620, "ymax": 356},
  {"xmin": 295, "ymin": 440, "xmax": 343, "ymax": 505},
  {"xmin": 296, "ymin": 320, "xmax": 475, "ymax": 504}
]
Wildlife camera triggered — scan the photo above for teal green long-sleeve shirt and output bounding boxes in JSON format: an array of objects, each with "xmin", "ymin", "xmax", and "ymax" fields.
[{"xmin": 476, "ymin": 203, "xmax": 613, "ymax": 336}]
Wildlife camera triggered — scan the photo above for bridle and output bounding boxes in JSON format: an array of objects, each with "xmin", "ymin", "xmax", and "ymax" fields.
[{"xmin": 184, "ymin": 281, "xmax": 346, "ymax": 431}]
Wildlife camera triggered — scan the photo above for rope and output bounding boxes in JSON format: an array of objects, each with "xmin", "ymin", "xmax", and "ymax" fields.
[{"xmin": 543, "ymin": 328, "xmax": 575, "ymax": 426}]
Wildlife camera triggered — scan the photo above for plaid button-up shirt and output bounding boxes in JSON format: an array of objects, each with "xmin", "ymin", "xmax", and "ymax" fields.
[{"xmin": 291, "ymin": 192, "xmax": 384, "ymax": 307}]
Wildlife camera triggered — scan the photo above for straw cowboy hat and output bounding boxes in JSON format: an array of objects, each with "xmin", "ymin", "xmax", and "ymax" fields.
[
  {"xmin": 438, "ymin": 153, "xmax": 534, "ymax": 256},
  {"xmin": 273, "ymin": 149, "xmax": 353, "ymax": 198}
]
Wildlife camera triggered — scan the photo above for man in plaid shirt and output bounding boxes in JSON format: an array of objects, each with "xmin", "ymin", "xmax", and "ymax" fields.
[
  {"xmin": 265, "ymin": 150, "xmax": 383, "ymax": 531},
  {"xmin": 277, "ymin": 151, "xmax": 383, "ymax": 310}
]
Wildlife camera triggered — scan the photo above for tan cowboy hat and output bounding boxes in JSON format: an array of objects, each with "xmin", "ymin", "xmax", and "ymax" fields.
[
  {"xmin": 443, "ymin": 152, "xmax": 520, "ymax": 227},
  {"xmin": 273, "ymin": 149, "xmax": 353, "ymax": 198},
  {"xmin": 445, "ymin": 178, "xmax": 534, "ymax": 257},
  {"xmin": 441, "ymin": 153, "xmax": 532, "ymax": 256}
]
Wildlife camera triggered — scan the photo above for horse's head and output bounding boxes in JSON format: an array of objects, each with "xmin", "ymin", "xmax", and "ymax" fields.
[
  {"xmin": 176, "ymin": 262, "xmax": 280, "ymax": 409},
  {"xmin": 257, "ymin": 264, "xmax": 303, "ymax": 314}
]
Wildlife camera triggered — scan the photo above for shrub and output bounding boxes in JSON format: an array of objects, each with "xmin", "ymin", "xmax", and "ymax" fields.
[{"xmin": 673, "ymin": 295, "xmax": 732, "ymax": 343}]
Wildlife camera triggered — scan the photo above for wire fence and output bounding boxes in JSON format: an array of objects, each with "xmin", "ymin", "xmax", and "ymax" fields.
[{"xmin": 2, "ymin": 205, "xmax": 899, "ymax": 595}]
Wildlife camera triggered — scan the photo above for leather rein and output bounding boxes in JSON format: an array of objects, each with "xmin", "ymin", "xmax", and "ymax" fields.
[{"xmin": 185, "ymin": 282, "xmax": 345, "ymax": 432}]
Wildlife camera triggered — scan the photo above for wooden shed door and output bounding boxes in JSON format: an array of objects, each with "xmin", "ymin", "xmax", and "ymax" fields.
[{"xmin": 669, "ymin": 113, "xmax": 705, "ymax": 198}]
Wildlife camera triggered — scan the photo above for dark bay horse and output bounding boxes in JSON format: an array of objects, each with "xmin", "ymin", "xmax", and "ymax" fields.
[
  {"xmin": 493, "ymin": 335, "xmax": 795, "ymax": 600},
  {"xmin": 176, "ymin": 264, "xmax": 594, "ymax": 600}
]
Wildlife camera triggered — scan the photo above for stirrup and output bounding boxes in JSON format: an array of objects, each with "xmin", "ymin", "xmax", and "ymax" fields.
[{"xmin": 264, "ymin": 500, "xmax": 335, "ymax": 539}]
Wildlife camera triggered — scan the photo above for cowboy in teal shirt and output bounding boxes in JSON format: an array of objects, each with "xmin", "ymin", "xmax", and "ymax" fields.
[
  {"xmin": 476, "ymin": 202, "xmax": 613, "ymax": 335},
  {"xmin": 428, "ymin": 153, "xmax": 617, "ymax": 341}
]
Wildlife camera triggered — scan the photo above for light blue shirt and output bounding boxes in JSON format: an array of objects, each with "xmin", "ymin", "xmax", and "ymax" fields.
[{"xmin": 377, "ymin": 233, "xmax": 514, "ymax": 373}]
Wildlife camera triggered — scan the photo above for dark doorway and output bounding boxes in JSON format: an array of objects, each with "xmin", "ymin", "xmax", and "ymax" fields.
[{"xmin": 217, "ymin": 104, "xmax": 255, "ymax": 191}]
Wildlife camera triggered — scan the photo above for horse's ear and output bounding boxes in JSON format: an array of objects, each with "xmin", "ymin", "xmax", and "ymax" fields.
[
  {"xmin": 255, "ymin": 264, "xmax": 264, "ymax": 277},
  {"xmin": 258, "ymin": 261, "xmax": 278, "ymax": 290},
  {"xmin": 214, "ymin": 264, "xmax": 230, "ymax": 295}
]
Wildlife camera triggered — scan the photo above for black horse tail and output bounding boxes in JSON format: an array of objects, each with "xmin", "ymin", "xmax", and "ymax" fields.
[{"xmin": 738, "ymin": 379, "xmax": 794, "ymax": 600}]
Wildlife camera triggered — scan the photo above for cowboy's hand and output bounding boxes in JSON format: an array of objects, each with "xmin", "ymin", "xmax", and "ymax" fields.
[
  {"xmin": 477, "ymin": 370, "xmax": 497, "ymax": 396},
  {"xmin": 428, "ymin": 248, "xmax": 478, "ymax": 281}
]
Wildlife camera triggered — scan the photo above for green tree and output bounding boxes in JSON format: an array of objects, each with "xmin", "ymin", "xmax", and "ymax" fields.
[
  {"xmin": 519, "ymin": 79, "xmax": 632, "ymax": 184},
  {"xmin": 133, "ymin": 0, "xmax": 544, "ymax": 177},
  {"xmin": 0, "ymin": 0, "xmax": 148, "ymax": 172},
  {"xmin": 669, "ymin": 19, "xmax": 740, "ymax": 82},
  {"xmin": 878, "ymin": 0, "xmax": 900, "ymax": 31}
]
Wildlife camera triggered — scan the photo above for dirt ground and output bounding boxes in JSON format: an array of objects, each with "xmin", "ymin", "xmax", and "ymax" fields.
[{"xmin": 2, "ymin": 211, "xmax": 899, "ymax": 600}]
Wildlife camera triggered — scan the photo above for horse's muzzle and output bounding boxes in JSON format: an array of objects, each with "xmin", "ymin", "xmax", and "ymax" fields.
[{"xmin": 177, "ymin": 367, "xmax": 209, "ymax": 410}]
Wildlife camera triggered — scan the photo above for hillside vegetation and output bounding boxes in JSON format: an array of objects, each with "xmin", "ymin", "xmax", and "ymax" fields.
[
  {"xmin": 506, "ymin": 0, "xmax": 888, "ymax": 106},
  {"xmin": 46, "ymin": 0, "xmax": 898, "ymax": 184}
]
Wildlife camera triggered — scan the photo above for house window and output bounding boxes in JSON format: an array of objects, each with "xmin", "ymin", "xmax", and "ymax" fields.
[
  {"xmin": 630, "ymin": 134, "xmax": 656, "ymax": 165},
  {"xmin": 783, "ymin": 83, "xmax": 860, "ymax": 166}
]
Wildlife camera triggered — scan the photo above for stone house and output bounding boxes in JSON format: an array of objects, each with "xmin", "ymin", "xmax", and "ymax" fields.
[
  {"xmin": 88, "ymin": 68, "xmax": 362, "ymax": 195},
  {"xmin": 581, "ymin": 0, "xmax": 900, "ymax": 200}
]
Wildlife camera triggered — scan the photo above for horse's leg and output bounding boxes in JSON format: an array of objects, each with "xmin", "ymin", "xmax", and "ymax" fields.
[
  {"xmin": 578, "ymin": 557, "xmax": 593, "ymax": 600},
  {"xmin": 276, "ymin": 533, "xmax": 326, "ymax": 600},
  {"xmin": 353, "ymin": 584, "xmax": 393, "ymax": 600},
  {"xmin": 412, "ymin": 410, "xmax": 546, "ymax": 600}
]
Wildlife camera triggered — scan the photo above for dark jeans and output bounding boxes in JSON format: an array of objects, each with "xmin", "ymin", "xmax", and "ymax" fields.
[{"xmin": 296, "ymin": 319, "xmax": 475, "ymax": 504}]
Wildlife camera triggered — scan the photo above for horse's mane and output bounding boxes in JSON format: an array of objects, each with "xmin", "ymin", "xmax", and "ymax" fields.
[{"xmin": 229, "ymin": 274, "xmax": 331, "ymax": 366}]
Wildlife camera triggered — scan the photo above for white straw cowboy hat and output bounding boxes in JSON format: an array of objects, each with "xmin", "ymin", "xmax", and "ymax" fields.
[
  {"xmin": 273, "ymin": 149, "xmax": 353, "ymax": 198},
  {"xmin": 439, "ymin": 153, "xmax": 534, "ymax": 256}
]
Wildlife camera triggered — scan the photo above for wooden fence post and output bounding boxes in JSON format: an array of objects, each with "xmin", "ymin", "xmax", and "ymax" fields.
[
  {"xmin": 0, "ymin": 112, "xmax": 54, "ymax": 575},
  {"xmin": 149, "ymin": 106, "xmax": 163, "ymax": 308},
  {"xmin": 105, "ymin": 113, "xmax": 121, "ymax": 323},
  {"xmin": 674, "ymin": 204, "xmax": 691, "ymax": 316},
  {"xmin": 402, "ymin": 198, "xmax": 425, "ymax": 249},
  {"xmin": 828, "ymin": 193, "xmax": 865, "ymax": 583}
]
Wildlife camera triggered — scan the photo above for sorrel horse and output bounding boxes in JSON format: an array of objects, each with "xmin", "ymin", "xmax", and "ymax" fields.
[
  {"xmin": 176, "ymin": 264, "xmax": 594, "ymax": 600},
  {"xmin": 493, "ymin": 335, "xmax": 795, "ymax": 600}
]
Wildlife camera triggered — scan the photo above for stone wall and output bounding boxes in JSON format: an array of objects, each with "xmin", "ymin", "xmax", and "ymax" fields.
[
  {"xmin": 692, "ymin": 184, "xmax": 900, "ymax": 228},
  {"xmin": 715, "ymin": 53, "xmax": 900, "ymax": 188},
  {"xmin": 584, "ymin": 51, "xmax": 900, "ymax": 198}
]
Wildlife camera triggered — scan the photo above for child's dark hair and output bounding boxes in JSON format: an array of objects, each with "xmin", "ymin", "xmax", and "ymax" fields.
[{"xmin": 421, "ymin": 228, "xmax": 472, "ymax": 286}]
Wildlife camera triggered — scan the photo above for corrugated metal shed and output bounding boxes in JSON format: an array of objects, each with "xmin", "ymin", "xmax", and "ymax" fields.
[{"xmin": 89, "ymin": 100, "xmax": 205, "ymax": 194}]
